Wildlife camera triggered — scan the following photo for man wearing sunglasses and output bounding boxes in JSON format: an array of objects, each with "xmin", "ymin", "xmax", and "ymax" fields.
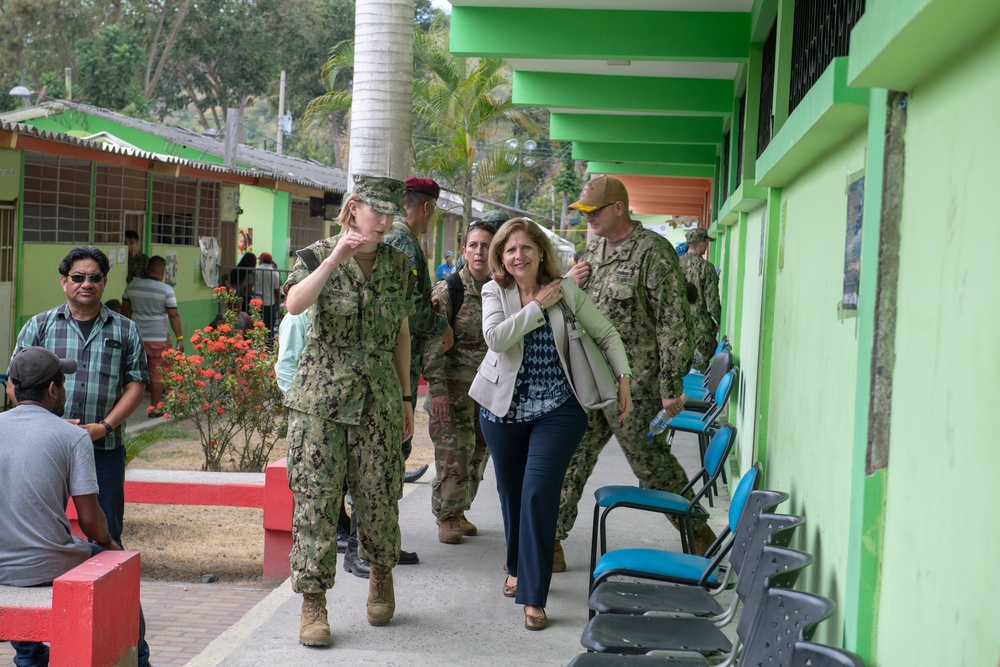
[
  {"xmin": 6, "ymin": 246, "xmax": 149, "ymax": 547},
  {"xmin": 553, "ymin": 175, "xmax": 718, "ymax": 562}
]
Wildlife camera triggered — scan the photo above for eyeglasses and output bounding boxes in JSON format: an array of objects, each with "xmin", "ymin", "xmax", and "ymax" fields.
[
  {"xmin": 583, "ymin": 204, "xmax": 612, "ymax": 219},
  {"xmin": 467, "ymin": 220, "xmax": 498, "ymax": 234},
  {"xmin": 69, "ymin": 273, "xmax": 105, "ymax": 284}
]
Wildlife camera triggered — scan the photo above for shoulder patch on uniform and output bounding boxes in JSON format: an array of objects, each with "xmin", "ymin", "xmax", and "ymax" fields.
[{"xmin": 296, "ymin": 248, "xmax": 322, "ymax": 272}]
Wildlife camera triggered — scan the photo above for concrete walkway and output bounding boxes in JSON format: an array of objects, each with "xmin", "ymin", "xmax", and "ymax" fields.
[{"xmin": 184, "ymin": 431, "xmax": 733, "ymax": 667}]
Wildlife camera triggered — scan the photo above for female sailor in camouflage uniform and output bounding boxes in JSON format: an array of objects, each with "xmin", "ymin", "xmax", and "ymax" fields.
[
  {"xmin": 282, "ymin": 175, "xmax": 414, "ymax": 646},
  {"xmin": 424, "ymin": 219, "xmax": 497, "ymax": 544}
]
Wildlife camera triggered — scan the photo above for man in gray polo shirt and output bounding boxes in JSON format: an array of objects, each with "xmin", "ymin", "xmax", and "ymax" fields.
[
  {"xmin": 0, "ymin": 346, "xmax": 152, "ymax": 667},
  {"xmin": 123, "ymin": 255, "xmax": 184, "ymax": 417}
]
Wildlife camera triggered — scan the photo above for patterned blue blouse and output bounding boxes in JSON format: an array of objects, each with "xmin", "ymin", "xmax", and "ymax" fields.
[{"xmin": 482, "ymin": 311, "xmax": 574, "ymax": 423}]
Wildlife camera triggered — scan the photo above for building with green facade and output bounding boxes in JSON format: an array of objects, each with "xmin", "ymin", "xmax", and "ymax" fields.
[{"xmin": 450, "ymin": 0, "xmax": 1000, "ymax": 663}]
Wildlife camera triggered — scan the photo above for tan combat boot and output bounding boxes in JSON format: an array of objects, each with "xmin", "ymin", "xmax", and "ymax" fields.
[
  {"xmin": 367, "ymin": 565, "xmax": 395, "ymax": 626},
  {"xmin": 299, "ymin": 592, "xmax": 331, "ymax": 646},
  {"xmin": 456, "ymin": 512, "xmax": 478, "ymax": 536},
  {"xmin": 437, "ymin": 516, "xmax": 463, "ymax": 544},
  {"xmin": 552, "ymin": 539, "xmax": 567, "ymax": 573}
]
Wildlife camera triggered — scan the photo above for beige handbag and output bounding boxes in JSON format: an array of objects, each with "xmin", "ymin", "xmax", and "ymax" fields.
[{"xmin": 558, "ymin": 301, "xmax": 618, "ymax": 410}]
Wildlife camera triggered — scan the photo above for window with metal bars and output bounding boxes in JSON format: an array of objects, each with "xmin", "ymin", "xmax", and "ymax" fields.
[
  {"xmin": 757, "ymin": 25, "xmax": 777, "ymax": 158},
  {"xmin": 737, "ymin": 92, "xmax": 746, "ymax": 181},
  {"xmin": 789, "ymin": 0, "xmax": 866, "ymax": 113},
  {"xmin": 197, "ymin": 181, "xmax": 221, "ymax": 240},
  {"xmin": 22, "ymin": 153, "xmax": 91, "ymax": 243},
  {"xmin": 290, "ymin": 197, "xmax": 325, "ymax": 256},
  {"xmin": 94, "ymin": 165, "xmax": 148, "ymax": 245},
  {"xmin": 152, "ymin": 175, "xmax": 199, "ymax": 246}
]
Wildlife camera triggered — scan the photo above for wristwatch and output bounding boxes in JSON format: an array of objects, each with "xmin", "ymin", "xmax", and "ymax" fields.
[
  {"xmin": 99, "ymin": 420, "xmax": 113, "ymax": 436},
  {"xmin": 617, "ymin": 373, "xmax": 632, "ymax": 380}
]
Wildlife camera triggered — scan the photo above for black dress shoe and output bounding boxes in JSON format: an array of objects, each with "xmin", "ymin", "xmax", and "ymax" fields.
[
  {"xmin": 343, "ymin": 548, "xmax": 370, "ymax": 579},
  {"xmin": 397, "ymin": 549, "xmax": 419, "ymax": 565},
  {"xmin": 404, "ymin": 464, "xmax": 429, "ymax": 483}
]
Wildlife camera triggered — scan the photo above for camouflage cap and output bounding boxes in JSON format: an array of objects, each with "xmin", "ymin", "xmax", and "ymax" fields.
[
  {"xmin": 352, "ymin": 174, "xmax": 407, "ymax": 217},
  {"xmin": 686, "ymin": 227, "xmax": 710, "ymax": 243},
  {"xmin": 480, "ymin": 209, "xmax": 512, "ymax": 225},
  {"xmin": 569, "ymin": 175, "xmax": 629, "ymax": 212}
]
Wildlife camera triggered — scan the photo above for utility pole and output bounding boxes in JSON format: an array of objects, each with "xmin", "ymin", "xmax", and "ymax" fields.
[
  {"xmin": 276, "ymin": 70, "xmax": 286, "ymax": 156},
  {"xmin": 224, "ymin": 108, "xmax": 239, "ymax": 167}
]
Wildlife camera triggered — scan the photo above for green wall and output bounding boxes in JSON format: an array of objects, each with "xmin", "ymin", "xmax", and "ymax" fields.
[
  {"xmin": 875, "ymin": 25, "xmax": 1000, "ymax": 666},
  {"xmin": 762, "ymin": 131, "xmax": 867, "ymax": 646},
  {"xmin": 238, "ymin": 186, "xmax": 279, "ymax": 265},
  {"xmin": 733, "ymin": 207, "xmax": 765, "ymax": 475}
]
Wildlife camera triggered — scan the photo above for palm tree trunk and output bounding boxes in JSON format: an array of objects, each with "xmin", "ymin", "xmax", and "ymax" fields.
[{"xmin": 348, "ymin": 0, "xmax": 414, "ymax": 182}]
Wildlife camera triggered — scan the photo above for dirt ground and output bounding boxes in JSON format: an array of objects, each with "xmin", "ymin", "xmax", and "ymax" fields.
[{"xmin": 123, "ymin": 410, "xmax": 435, "ymax": 586}]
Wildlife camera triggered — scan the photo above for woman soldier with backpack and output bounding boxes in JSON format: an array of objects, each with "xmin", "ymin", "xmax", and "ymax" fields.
[{"xmin": 424, "ymin": 217, "xmax": 500, "ymax": 544}]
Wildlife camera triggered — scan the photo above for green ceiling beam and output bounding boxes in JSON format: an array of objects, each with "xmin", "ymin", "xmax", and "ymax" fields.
[
  {"xmin": 587, "ymin": 162, "xmax": 716, "ymax": 178},
  {"xmin": 513, "ymin": 71, "xmax": 734, "ymax": 116},
  {"xmin": 572, "ymin": 142, "xmax": 718, "ymax": 166},
  {"xmin": 551, "ymin": 113, "xmax": 724, "ymax": 145},
  {"xmin": 451, "ymin": 7, "xmax": 750, "ymax": 61}
]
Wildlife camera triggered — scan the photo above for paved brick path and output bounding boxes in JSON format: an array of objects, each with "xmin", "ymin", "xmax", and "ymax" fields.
[{"xmin": 0, "ymin": 581, "xmax": 272, "ymax": 667}]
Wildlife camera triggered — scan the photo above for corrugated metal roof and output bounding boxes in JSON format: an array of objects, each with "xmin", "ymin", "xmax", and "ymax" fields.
[{"xmin": 1, "ymin": 101, "xmax": 348, "ymax": 193}]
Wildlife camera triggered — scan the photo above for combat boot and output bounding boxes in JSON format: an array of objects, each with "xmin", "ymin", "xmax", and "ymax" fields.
[
  {"xmin": 456, "ymin": 512, "xmax": 478, "ymax": 536},
  {"xmin": 552, "ymin": 539, "xmax": 567, "ymax": 573},
  {"xmin": 437, "ymin": 516, "xmax": 463, "ymax": 544},
  {"xmin": 299, "ymin": 592, "xmax": 331, "ymax": 646},
  {"xmin": 367, "ymin": 565, "xmax": 395, "ymax": 626}
]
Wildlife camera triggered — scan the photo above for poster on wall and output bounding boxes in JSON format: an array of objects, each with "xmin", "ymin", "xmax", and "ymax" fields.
[
  {"xmin": 199, "ymin": 236, "xmax": 221, "ymax": 287},
  {"xmin": 842, "ymin": 174, "xmax": 865, "ymax": 310},
  {"xmin": 164, "ymin": 250, "xmax": 179, "ymax": 286},
  {"xmin": 238, "ymin": 227, "xmax": 254, "ymax": 256}
]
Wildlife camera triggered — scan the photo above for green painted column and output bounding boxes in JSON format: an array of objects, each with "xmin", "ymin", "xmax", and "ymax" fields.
[
  {"xmin": 772, "ymin": 0, "xmax": 795, "ymax": 133},
  {"xmin": 843, "ymin": 87, "xmax": 890, "ymax": 661},
  {"xmin": 270, "ymin": 192, "xmax": 292, "ymax": 270},
  {"xmin": 742, "ymin": 44, "xmax": 763, "ymax": 181},
  {"xmin": 752, "ymin": 187, "xmax": 783, "ymax": 470}
]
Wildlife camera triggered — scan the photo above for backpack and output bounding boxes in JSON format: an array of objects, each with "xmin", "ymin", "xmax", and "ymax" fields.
[{"xmin": 445, "ymin": 271, "xmax": 464, "ymax": 328}]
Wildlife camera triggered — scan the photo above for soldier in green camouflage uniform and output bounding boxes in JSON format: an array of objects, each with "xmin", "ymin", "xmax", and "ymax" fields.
[
  {"xmin": 679, "ymin": 228, "xmax": 721, "ymax": 371},
  {"xmin": 281, "ymin": 175, "xmax": 414, "ymax": 644},
  {"xmin": 555, "ymin": 176, "xmax": 716, "ymax": 563},
  {"xmin": 423, "ymin": 220, "xmax": 498, "ymax": 544},
  {"xmin": 383, "ymin": 177, "xmax": 448, "ymax": 471},
  {"xmin": 124, "ymin": 230, "xmax": 148, "ymax": 284}
]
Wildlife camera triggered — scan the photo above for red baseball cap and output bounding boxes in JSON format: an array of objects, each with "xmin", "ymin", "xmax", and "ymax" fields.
[
  {"xmin": 258, "ymin": 252, "xmax": 273, "ymax": 263},
  {"xmin": 404, "ymin": 176, "xmax": 440, "ymax": 199}
]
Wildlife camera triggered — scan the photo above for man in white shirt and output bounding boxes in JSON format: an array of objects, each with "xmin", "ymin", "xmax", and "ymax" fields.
[{"xmin": 122, "ymin": 255, "xmax": 183, "ymax": 417}]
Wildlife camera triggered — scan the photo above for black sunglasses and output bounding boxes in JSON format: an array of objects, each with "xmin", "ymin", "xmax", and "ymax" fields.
[
  {"xmin": 69, "ymin": 273, "xmax": 105, "ymax": 284},
  {"xmin": 467, "ymin": 220, "xmax": 498, "ymax": 234}
]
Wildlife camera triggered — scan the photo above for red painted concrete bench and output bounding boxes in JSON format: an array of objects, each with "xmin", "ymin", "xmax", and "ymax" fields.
[
  {"xmin": 66, "ymin": 458, "xmax": 294, "ymax": 583},
  {"xmin": 0, "ymin": 550, "xmax": 141, "ymax": 667}
]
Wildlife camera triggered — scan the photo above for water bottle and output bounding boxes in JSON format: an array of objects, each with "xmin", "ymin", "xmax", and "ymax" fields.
[
  {"xmin": 646, "ymin": 410, "xmax": 671, "ymax": 439},
  {"xmin": 645, "ymin": 394, "xmax": 689, "ymax": 439}
]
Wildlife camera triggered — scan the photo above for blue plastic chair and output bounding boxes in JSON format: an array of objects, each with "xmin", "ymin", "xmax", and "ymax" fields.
[
  {"xmin": 580, "ymin": 545, "xmax": 814, "ymax": 659},
  {"xmin": 588, "ymin": 492, "xmax": 799, "ymax": 623},
  {"xmin": 792, "ymin": 642, "xmax": 866, "ymax": 667},
  {"xmin": 590, "ymin": 463, "xmax": 761, "ymax": 593},
  {"xmin": 590, "ymin": 425, "xmax": 736, "ymax": 566},
  {"xmin": 665, "ymin": 368, "xmax": 737, "ymax": 504}
]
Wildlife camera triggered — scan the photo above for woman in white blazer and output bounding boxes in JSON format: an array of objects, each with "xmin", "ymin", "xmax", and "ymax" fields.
[{"xmin": 469, "ymin": 218, "xmax": 631, "ymax": 631}]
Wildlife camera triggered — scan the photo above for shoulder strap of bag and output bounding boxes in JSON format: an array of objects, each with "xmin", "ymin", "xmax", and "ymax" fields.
[{"xmin": 445, "ymin": 270, "xmax": 464, "ymax": 328}]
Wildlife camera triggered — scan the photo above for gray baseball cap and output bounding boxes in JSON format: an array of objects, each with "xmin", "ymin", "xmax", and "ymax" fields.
[{"xmin": 9, "ymin": 347, "xmax": 77, "ymax": 389}]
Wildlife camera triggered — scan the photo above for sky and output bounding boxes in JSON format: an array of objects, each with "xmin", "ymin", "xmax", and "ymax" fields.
[{"xmin": 431, "ymin": 0, "xmax": 453, "ymax": 12}]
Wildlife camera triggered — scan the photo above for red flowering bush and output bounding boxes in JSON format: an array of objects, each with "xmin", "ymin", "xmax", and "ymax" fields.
[{"xmin": 161, "ymin": 288, "xmax": 284, "ymax": 471}]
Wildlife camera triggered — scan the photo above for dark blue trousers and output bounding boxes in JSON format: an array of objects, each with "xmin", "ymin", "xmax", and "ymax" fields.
[
  {"xmin": 480, "ymin": 399, "xmax": 587, "ymax": 607},
  {"xmin": 93, "ymin": 445, "xmax": 126, "ymax": 547}
]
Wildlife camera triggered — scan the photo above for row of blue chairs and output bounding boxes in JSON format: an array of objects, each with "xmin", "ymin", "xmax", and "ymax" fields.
[{"xmin": 567, "ymin": 425, "xmax": 864, "ymax": 665}]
